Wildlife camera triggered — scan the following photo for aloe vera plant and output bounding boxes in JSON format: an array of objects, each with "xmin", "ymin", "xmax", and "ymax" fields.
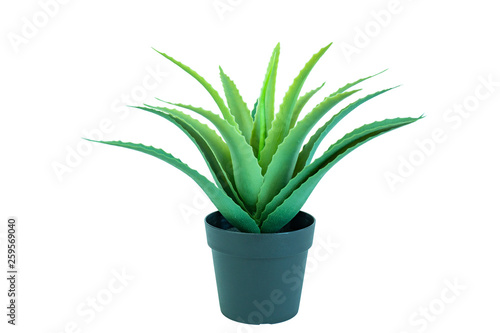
[{"xmin": 89, "ymin": 43, "xmax": 422, "ymax": 233}]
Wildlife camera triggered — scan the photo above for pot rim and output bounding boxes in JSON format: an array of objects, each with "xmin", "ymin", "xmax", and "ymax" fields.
[
  {"xmin": 205, "ymin": 211, "xmax": 316, "ymax": 258},
  {"xmin": 204, "ymin": 210, "xmax": 315, "ymax": 235}
]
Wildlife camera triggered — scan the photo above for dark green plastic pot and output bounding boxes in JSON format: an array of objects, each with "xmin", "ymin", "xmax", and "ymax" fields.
[{"xmin": 205, "ymin": 211, "xmax": 315, "ymax": 325}]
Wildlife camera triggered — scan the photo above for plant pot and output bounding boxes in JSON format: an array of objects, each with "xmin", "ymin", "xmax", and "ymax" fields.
[{"xmin": 205, "ymin": 211, "xmax": 315, "ymax": 325}]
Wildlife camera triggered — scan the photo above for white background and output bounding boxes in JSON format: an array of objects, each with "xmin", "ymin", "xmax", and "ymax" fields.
[{"xmin": 1, "ymin": 0, "xmax": 499, "ymax": 332}]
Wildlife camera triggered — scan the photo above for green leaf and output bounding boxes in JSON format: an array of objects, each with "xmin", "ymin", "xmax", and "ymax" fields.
[
  {"xmin": 147, "ymin": 102, "xmax": 263, "ymax": 211},
  {"xmin": 219, "ymin": 67, "xmax": 253, "ymax": 143},
  {"xmin": 327, "ymin": 69, "xmax": 388, "ymax": 97},
  {"xmin": 259, "ymin": 116, "xmax": 423, "ymax": 232},
  {"xmin": 264, "ymin": 44, "xmax": 280, "ymax": 134},
  {"xmin": 289, "ymin": 82, "xmax": 325, "ymax": 129},
  {"xmin": 251, "ymin": 99, "xmax": 258, "ymax": 121},
  {"xmin": 88, "ymin": 140, "xmax": 260, "ymax": 233},
  {"xmin": 255, "ymin": 89, "xmax": 360, "ymax": 219},
  {"xmin": 134, "ymin": 105, "xmax": 235, "ymax": 187},
  {"xmin": 153, "ymin": 48, "xmax": 237, "ymax": 128},
  {"xmin": 259, "ymin": 43, "xmax": 332, "ymax": 172},
  {"xmin": 250, "ymin": 43, "xmax": 280, "ymax": 159},
  {"xmin": 134, "ymin": 107, "xmax": 245, "ymax": 209},
  {"xmin": 294, "ymin": 87, "xmax": 396, "ymax": 176}
]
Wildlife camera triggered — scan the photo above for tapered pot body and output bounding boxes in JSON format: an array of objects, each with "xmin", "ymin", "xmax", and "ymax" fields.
[{"xmin": 205, "ymin": 211, "xmax": 315, "ymax": 325}]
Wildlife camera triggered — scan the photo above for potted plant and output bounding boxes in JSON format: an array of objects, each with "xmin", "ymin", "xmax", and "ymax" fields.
[{"xmin": 88, "ymin": 43, "xmax": 422, "ymax": 324}]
